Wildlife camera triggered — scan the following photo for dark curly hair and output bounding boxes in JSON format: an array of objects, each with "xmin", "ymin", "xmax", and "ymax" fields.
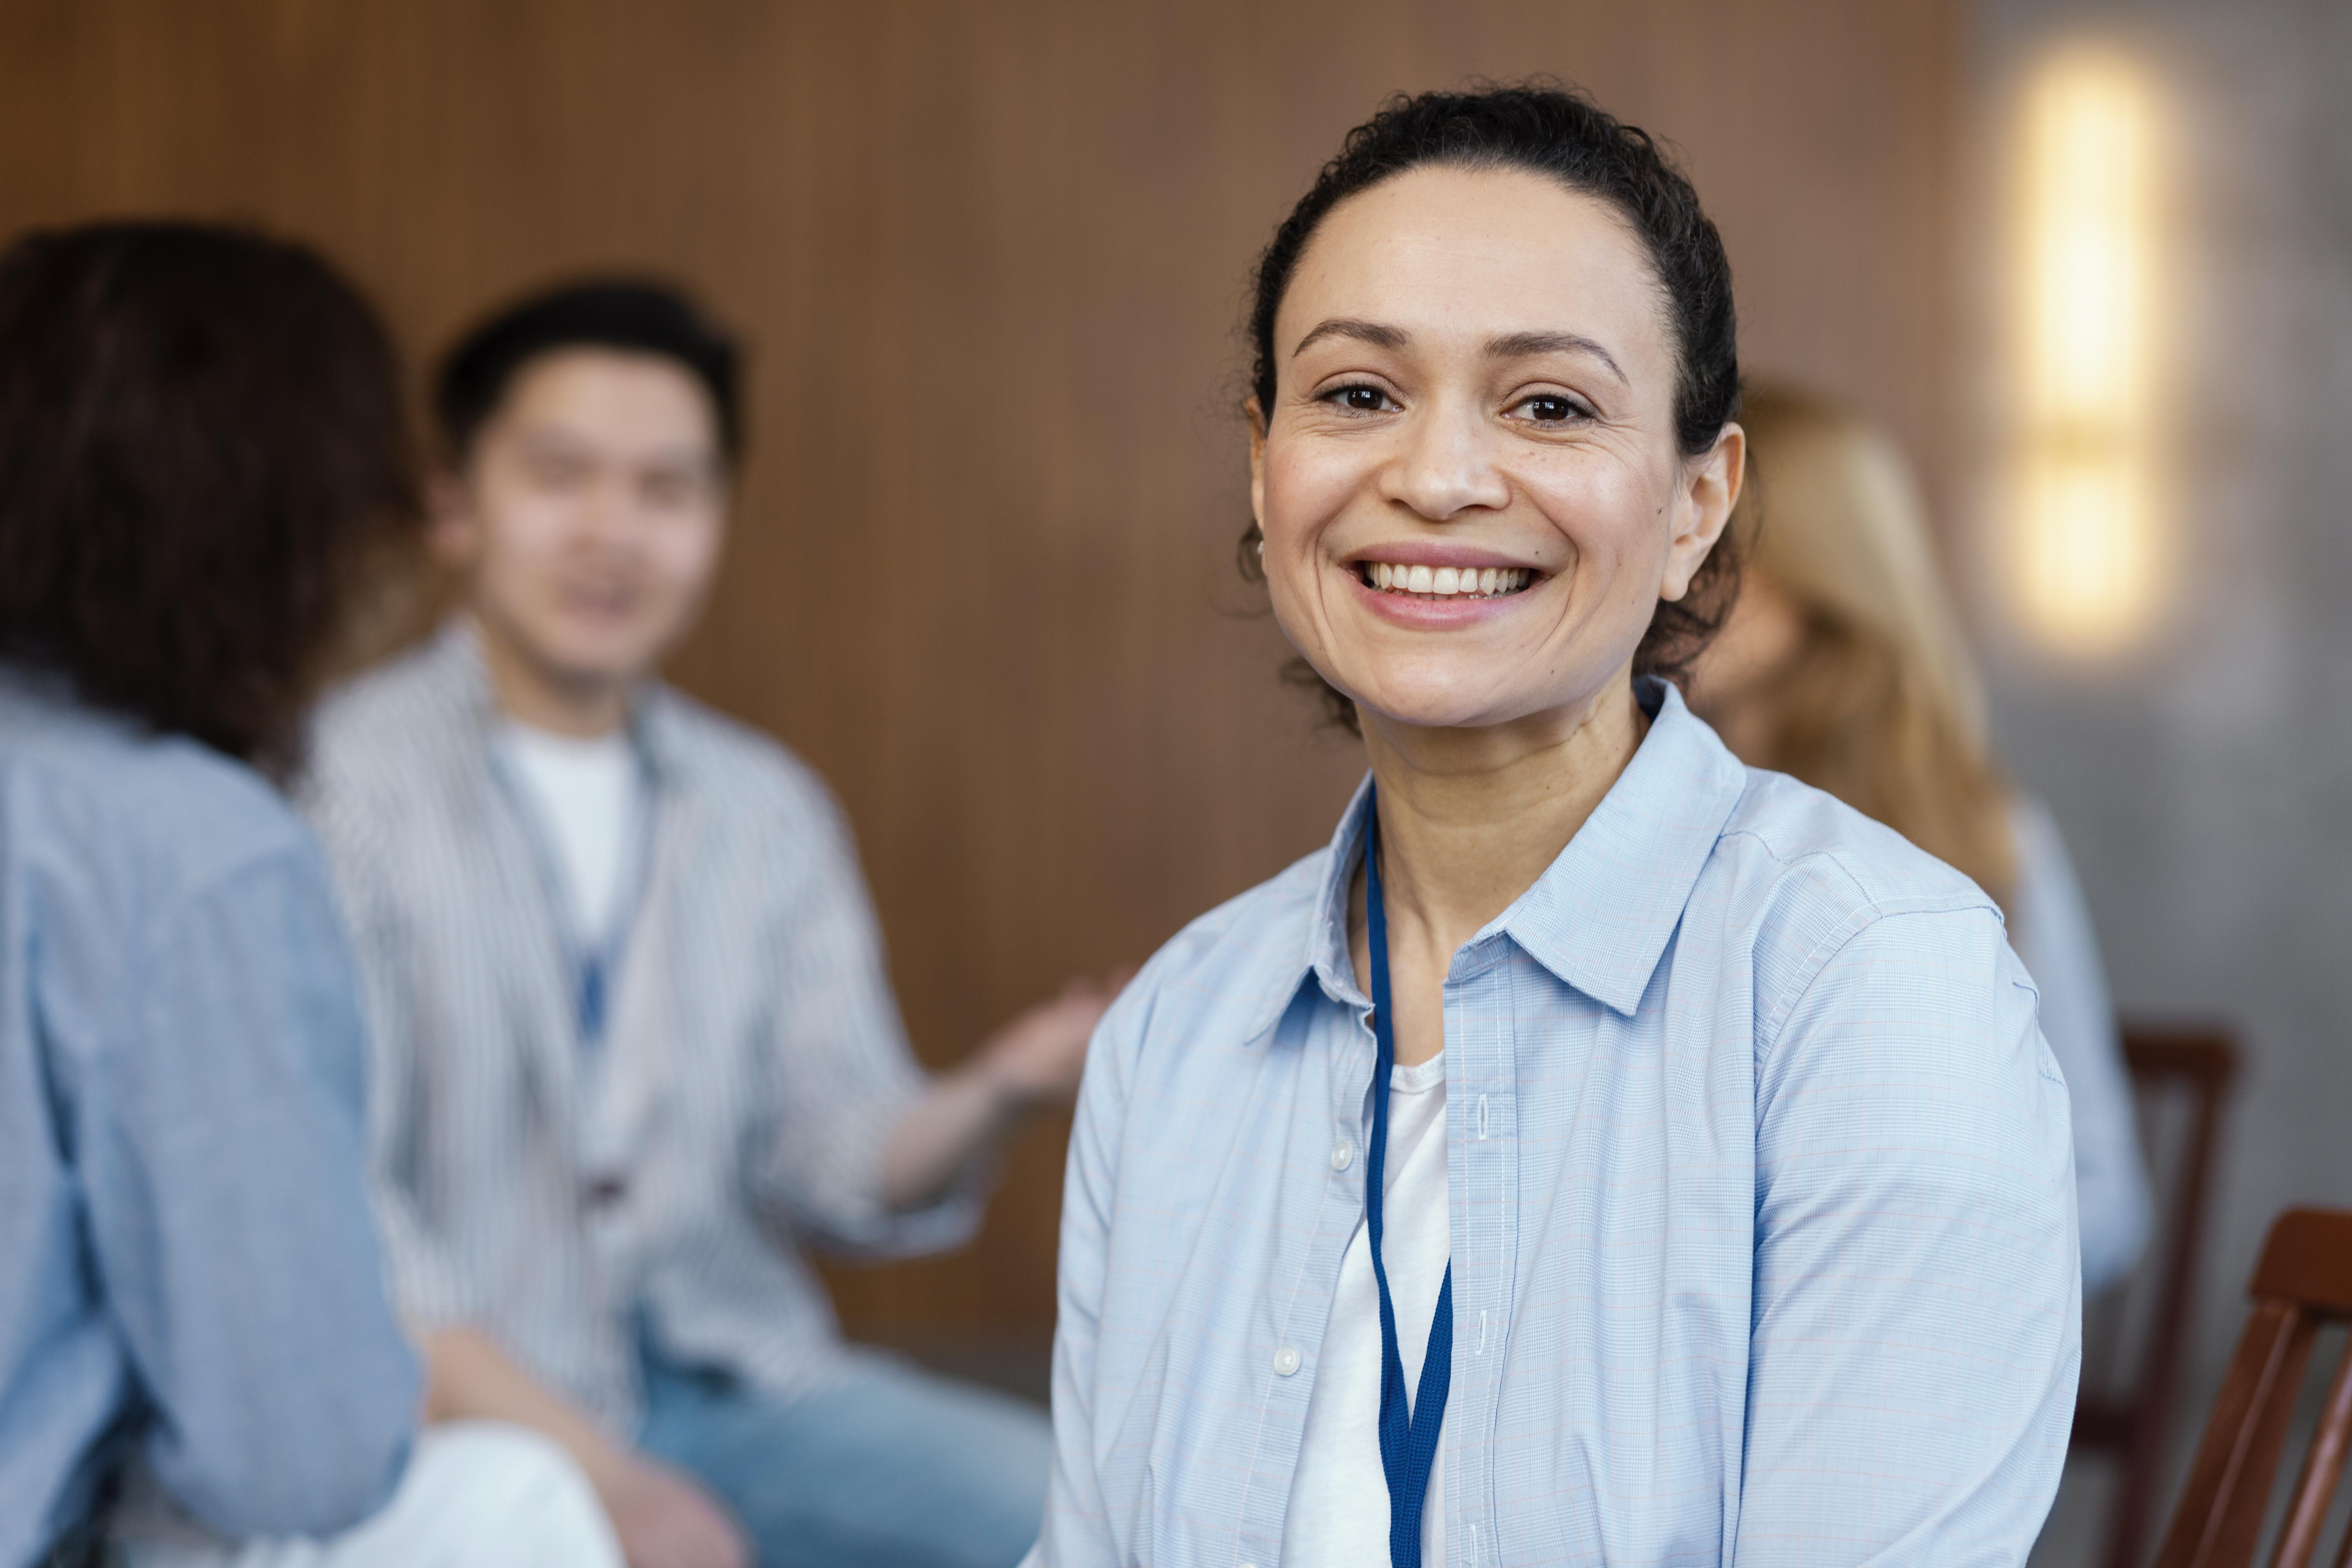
[
  {"xmin": 0, "ymin": 221, "xmax": 416, "ymax": 776},
  {"xmin": 1237, "ymin": 82, "xmax": 1743, "ymax": 729}
]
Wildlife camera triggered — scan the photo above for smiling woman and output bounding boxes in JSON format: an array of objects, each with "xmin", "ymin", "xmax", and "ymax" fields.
[
  {"xmin": 1034, "ymin": 85, "xmax": 2081, "ymax": 1568},
  {"xmin": 1237, "ymin": 87, "xmax": 1742, "ymax": 739}
]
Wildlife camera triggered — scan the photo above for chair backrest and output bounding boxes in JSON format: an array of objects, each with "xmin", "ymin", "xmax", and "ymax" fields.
[
  {"xmin": 2153, "ymin": 1208, "xmax": 2352, "ymax": 1568},
  {"xmin": 2076, "ymin": 1024, "xmax": 2241, "ymax": 1568}
]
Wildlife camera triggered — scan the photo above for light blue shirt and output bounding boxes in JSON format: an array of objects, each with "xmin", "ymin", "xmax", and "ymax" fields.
[
  {"xmin": 1038, "ymin": 681, "xmax": 2079, "ymax": 1567},
  {"xmin": 2007, "ymin": 797, "xmax": 2149, "ymax": 1296},
  {"xmin": 0, "ymin": 673, "xmax": 418, "ymax": 1568}
]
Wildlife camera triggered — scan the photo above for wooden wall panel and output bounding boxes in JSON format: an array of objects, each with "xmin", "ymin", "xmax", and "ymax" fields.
[{"xmin": 0, "ymin": 0, "xmax": 1958, "ymax": 1334}]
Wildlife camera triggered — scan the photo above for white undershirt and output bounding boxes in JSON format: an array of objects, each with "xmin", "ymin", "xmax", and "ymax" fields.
[
  {"xmin": 499, "ymin": 722, "xmax": 641, "ymax": 941},
  {"xmin": 1284, "ymin": 1050, "xmax": 1450, "ymax": 1568}
]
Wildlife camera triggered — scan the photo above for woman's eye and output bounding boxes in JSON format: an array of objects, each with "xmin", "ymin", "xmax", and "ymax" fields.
[
  {"xmin": 1328, "ymin": 385, "xmax": 1395, "ymax": 413},
  {"xmin": 1518, "ymin": 394, "xmax": 1586, "ymax": 424}
]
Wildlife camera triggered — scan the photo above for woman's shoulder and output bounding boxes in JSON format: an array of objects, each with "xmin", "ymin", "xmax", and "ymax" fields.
[
  {"xmin": 1093, "ymin": 846, "xmax": 1333, "ymax": 1063},
  {"xmin": 1708, "ymin": 766, "xmax": 2011, "ymax": 1025},
  {"xmin": 1142, "ymin": 845, "xmax": 1328, "ymax": 992},
  {"xmin": 2000, "ymin": 791, "xmax": 2107, "ymax": 1004},
  {"xmin": 1695, "ymin": 769, "xmax": 2059, "ymax": 1117},
  {"xmin": 2, "ymin": 675, "xmax": 317, "ymax": 913},
  {"xmin": 2004, "ymin": 793, "xmax": 2076, "ymax": 899},
  {"xmin": 1717, "ymin": 764, "xmax": 2002, "ymax": 919}
]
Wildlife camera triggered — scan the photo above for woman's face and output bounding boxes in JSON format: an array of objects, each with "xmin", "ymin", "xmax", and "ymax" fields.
[{"xmin": 1253, "ymin": 165, "xmax": 1741, "ymax": 734}]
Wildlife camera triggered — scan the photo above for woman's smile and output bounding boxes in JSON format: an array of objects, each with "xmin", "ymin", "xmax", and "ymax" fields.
[{"xmin": 1339, "ymin": 543, "xmax": 1547, "ymax": 628}]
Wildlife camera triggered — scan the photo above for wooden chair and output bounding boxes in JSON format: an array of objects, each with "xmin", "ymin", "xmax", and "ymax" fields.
[
  {"xmin": 2151, "ymin": 1207, "xmax": 2352, "ymax": 1568},
  {"xmin": 2075, "ymin": 1026, "xmax": 2242, "ymax": 1568}
]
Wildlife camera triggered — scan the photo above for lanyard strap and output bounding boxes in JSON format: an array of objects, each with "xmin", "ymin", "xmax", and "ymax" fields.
[
  {"xmin": 1365, "ymin": 802, "xmax": 1453, "ymax": 1568},
  {"xmin": 490, "ymin": 741, "xmax": 657, "ymax": 1050}
]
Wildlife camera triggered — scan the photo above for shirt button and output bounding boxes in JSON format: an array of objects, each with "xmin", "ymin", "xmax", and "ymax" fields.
[
  {"xmin": 1330, "ymin": 1140, "xmax": 1354, "ymax": 1172},
  {"xmin": 1272, "ymin": 1345, "xmax": 1301, "ymax": 1376}
]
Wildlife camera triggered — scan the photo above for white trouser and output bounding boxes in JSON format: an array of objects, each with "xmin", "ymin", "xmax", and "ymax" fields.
[{"xmin": 115, "ymin": 1421, "xmax": 622, "ymax": 1568}]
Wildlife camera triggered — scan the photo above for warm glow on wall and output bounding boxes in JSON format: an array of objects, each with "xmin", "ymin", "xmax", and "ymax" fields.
[{"xmin": 2010, "ymin": 46, "xmax": 2165, "ymax": 655}]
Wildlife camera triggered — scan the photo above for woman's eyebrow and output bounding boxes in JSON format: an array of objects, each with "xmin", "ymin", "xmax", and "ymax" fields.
[
  {"xmin": 1292, "ymin": 317, "xmax": 1410, "ymax": 356},
  {"xmin": 1486, "ymin": 330, "xmax": 1628, "ymax": 386}
]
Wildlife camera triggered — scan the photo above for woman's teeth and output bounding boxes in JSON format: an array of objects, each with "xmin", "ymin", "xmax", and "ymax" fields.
[{"xmin": 1361, "ymin": 562, "xmax": 1533, "ymax": 598}]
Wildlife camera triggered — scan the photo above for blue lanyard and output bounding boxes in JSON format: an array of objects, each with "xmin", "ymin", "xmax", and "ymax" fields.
[
  {"xmin": 571, "ymin": 778, "xmax": 653, "ymax": 1048},
  {"xmin": 490, "ymin": 740, "xmax": 655, "ymax": 1050},
  {"xmin": 1364, "ymin": 802, "xmax": 1453, "ymax": 1568}
]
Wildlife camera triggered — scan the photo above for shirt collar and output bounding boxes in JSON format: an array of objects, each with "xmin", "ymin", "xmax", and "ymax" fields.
[
  {"xmin": 1307, "ymin": 771, "xmax": 1379, "ymax": 1009},
  {"xmin": 1241, "ymin": 677, "xmax": 1747, "ymax": 1042},
  {"xmin": 1496, "ymin": 679, "xmax": 1748, "ymax": 1015}
]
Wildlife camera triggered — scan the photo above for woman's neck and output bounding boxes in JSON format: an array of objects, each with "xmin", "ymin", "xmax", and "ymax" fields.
[{"xmin": 1358, "ymin": 671, "xmax": 1648, "ymax": 964}]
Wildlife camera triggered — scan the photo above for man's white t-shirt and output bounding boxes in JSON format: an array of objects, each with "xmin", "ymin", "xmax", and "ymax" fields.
[
  {"xmin": 499, "ymin": 722, "xmax": 641, "ymax": 941},
  {"xmin": 1283, "ymin": 1050, "xmax": 1450, "ymax": 1567}
]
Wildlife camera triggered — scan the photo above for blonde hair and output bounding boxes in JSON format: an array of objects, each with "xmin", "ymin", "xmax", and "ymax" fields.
[{"xmin": 1728, "ymin": 384, "xmax": 2017, "ymax": 907}]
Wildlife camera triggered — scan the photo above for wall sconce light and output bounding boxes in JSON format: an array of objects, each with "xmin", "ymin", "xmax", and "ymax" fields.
[{"xmin": 2010, "ymin": 45, "xmax": 2165, "ymax": 656}]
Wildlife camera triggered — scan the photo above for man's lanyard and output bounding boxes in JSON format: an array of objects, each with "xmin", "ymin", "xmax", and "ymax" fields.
[
  {"xmin": 1364, "ymin": 802, "xmax": 1453, "ymax": 1568},
  {"xmin": 569, "ymin": 775, "xmax": 654, "ymax": 1048},
  {"xmin": 490, "ymin": 740, "xmax": 656, "ymax": 1051}
]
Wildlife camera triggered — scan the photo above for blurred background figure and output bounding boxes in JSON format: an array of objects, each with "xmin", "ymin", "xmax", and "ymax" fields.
[
  {"xmin": 1691, "ymin": 383, "xmax": 2151, "ymax": 1296},
  {"xmin": 303, "ymin": 279, "xmax": 1116, "ymax": 1568},
  {"xmin": 0, "ymin": 223, "xmax": 620, "ymax": 1568}
]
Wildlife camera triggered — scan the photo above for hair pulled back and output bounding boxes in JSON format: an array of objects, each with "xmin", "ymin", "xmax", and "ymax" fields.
[{"xmin": 1240, "ymin": 82, "xmax": 1743, "ymax": 723}]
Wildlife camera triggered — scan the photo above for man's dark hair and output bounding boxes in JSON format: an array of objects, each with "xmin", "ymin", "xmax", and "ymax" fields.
[
  {"xmin": 1237, "ymin": 82, "xmax": 1744, "ymax": 727},
  {"xmin": 0, "ymin": 220, "xmax": 416, "ymax": 774},
  {"xmin": 434, "ymin": 278, "xmax": 743, "ymax": 466}
]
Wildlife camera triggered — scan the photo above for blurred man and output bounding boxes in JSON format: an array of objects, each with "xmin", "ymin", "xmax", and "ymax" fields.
[{"xmin": 303, "ymin": 281, "xmax": 1111, "ymax": 1568}]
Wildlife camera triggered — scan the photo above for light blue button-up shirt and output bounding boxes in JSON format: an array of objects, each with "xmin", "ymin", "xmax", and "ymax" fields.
[
  {"xmin": 0, "ymin": 673, "xmax": 418, "ymax": 1568},
  {"xmin": 1037, "ymin": 682, "xmax": 2079, "ymax": 1567}
]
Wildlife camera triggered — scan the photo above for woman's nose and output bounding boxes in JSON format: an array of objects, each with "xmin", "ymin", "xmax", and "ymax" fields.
[{"xmin": 1381, "ymin": 399, "xmax": 1510, "ymax": 522}]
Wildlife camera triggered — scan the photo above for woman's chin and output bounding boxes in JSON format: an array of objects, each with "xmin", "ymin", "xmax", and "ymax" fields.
[
  {"xmin": 1339, "ymin": 656, "xmax": 1639, "ymax": 739},
  {"xmin": 1348, "ymin": 679, "xmax": 1548, "ymax": 735}
]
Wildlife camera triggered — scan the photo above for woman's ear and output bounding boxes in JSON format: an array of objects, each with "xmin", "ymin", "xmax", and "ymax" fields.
[
  {"xmin": 1660, "ymin": 422, "xmax": 1744, "ymax": 603},
  {"xmin": 1247, "ymin": 397, "xmax": 1269, "ymax": 534}
]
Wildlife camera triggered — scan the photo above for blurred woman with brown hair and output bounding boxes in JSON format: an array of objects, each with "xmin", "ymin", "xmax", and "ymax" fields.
[
  {"xmin": 0, "ymin": 220, "xmax": 619, "ymax": 1568},
  {"xmin": 1691, "ymin": 381, "xmax": 2150, "ymax": 1295}
]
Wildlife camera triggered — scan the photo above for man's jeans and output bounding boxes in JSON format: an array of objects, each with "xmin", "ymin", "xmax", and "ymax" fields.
[{"xmin": 637, "ymin": 1350, "xmax": 1051, "ymax": 1568}]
